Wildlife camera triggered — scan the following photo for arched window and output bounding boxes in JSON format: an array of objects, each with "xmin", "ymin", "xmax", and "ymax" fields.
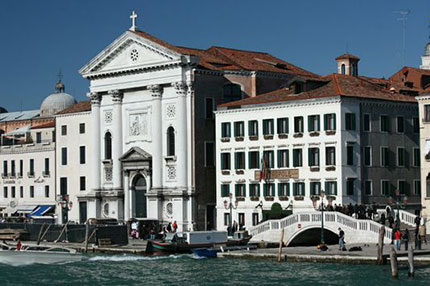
[
  {"xmin": 105, "ymin": 132, "xmax": 112, "ymax": 160},
  {"xmin": 341, "ymin": 64, "xmax": 346, "ymax": 75},
  {"xmin": 167, "ymin": 127, "xmax": 175, "ymax": 156},
  {"xmin": 223, "ymin": 83, "xmax": 242, "ymax": 103},
  {"xmin": 352, "ymin": 63, "xmax": 358, "ymax": 76}
]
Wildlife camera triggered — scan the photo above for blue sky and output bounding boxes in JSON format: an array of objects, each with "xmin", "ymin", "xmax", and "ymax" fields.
[{"xmin": 1, "ymin": 0, "xmax": 430, "ymax": 112}]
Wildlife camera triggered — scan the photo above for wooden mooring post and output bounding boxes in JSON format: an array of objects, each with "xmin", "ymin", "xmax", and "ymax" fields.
[
  {"xmin": 390, "ymin": 247, "xmax": 398, "ymax": 278},
  {"xmin": 376, "ymin": 226, "xmax": 385, "ymax": 265},
  {"xmin": 277, "ymin": 228, "xmax": 285, "ymax": 262},
  {"xmin": 408, "ymin": 247, "xmax": 414, "ymax": 277},
  {"xmin": 36, "ymin": 223, "xmax": 46, "ymax": 245},
  {"xmin": 84, "ymin": 223, "xmax": 90, "ymax": 253}
]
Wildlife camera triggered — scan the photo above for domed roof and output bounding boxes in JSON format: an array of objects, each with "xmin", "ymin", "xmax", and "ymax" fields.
[{"xmin": 40, "ymin": 80, "xmax": 76, "ymax": 117}]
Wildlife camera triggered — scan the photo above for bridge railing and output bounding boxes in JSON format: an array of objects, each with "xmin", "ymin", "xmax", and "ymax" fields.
[
  {"xmin": 249, "ymin": 211, "xmax": 392, "ymax": 241},
  {"xmin": 376, "ymin": 209, "xmax": 417, "ymax": 227}
]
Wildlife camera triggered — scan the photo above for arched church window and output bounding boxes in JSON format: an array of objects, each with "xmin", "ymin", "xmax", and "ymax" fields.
[
  {"xmin": 341, "ymin": 64, "xmax": 346, "ymax": 75},
  {"xmin": 105, "ymin": 132, "xmax": 112, "ymax": 160},
  {"xmin": 167, "ymin": 127, "xmax": 175, "ymax": 156},
  {"xmin": 223, "ymin": 83, "xmax": 242, "ymax": 103}
]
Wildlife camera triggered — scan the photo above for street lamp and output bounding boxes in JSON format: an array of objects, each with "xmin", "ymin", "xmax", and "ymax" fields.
[
  {"xmin": 224, "ymin": 193, "xmax": 238, "ymax": 236},
  {"xmin": 313, "ymin": 190, "xmax": 325, "ymax": 244},
  {"xmin": 388, "ymin": 189, "xmax": 408, "ymax": 229},
  {"xmin": 57, "ymin": 194, "xmax": 73, "ymax": 224}
]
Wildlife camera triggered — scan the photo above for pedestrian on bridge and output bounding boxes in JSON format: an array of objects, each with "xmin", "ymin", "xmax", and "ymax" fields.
[
  {"xmin": 403, "ymin": 229, "xmax": 409, "ymax": 251},
  {"xmin": 420, "ymin": 224, "xmax": 427, "ymax": 245},
  {"xmin": 338, "ymin": 228, "xmax": 345, "ymax": 251}
]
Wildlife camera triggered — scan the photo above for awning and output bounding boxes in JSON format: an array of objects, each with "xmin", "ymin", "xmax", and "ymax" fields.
[
  {"xmin": 4, "ymin": 126, "xmax": 30, "ymax": 136},
  {"xmin": 16, "ymin": 205, "xmax": 38, "ymax": 213},
  {"xmin": 27, "ymin": 205, "xmax": 55, "ymax": 217}
]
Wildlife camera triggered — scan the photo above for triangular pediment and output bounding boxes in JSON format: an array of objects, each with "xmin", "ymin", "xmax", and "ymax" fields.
[
  {"xmin": 80, "ymin": 30, "xmax": 183, "ymax": 77},
  {"xmin": 119, "ymin": 146, "xmax": 152, "ymax": 162}
]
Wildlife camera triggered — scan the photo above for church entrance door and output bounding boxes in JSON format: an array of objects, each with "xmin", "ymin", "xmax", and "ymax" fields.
[{"xmin": 132, "ymin": 175, "xmax": 147, "ymax": 218}]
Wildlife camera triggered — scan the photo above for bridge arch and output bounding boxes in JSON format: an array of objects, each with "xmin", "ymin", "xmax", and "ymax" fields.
[{"xmin": 285, "ymin": 224, "xmax": 339, "ymax": 246}]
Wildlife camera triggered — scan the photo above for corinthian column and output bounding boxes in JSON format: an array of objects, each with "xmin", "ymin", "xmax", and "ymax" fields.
[
  {"xmin": 149, "ymin": 85, "xmax": 163, "ymax": 189},
  {"xmin": 109, "ymin": 89, "xmax": 123, "ymax": 190},
  {"xmin": 88, "ymin": 92, "xmax": 101, "ymax": 192},
  {"xmin": 173, "ymin": 82, "xmax": 188, "ymax": 188}
]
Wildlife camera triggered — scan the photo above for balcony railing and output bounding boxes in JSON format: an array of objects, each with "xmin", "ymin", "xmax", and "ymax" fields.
[{"xmin": 27, "ymin": 171, "xmax": 35, "ymax": 178}]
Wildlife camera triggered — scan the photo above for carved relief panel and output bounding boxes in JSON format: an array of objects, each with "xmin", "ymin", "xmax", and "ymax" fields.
[{"xmin": 126, "ymin": 107, "xmax": 152, "ymax": 142}]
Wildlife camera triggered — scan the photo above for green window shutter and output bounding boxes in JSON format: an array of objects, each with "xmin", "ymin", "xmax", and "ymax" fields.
[
  {"xmin": 277, "ymin": 118, "xmax": 281, "ymax": 134},
  {"xmin": 248, "ymin": 121, "xmax": 252, "ymax": 136},
  {"xmin": 293, "ymin": 183, "xmax": 297, "ymax": 196},
  {"xmin": 316, "ymin": 115, "xmax": 320, "ymax": 131},
  {"xmin": 308, "ymin": 116, "xmax": 312, "ymax": 132},
  {"xmin": 248, "ymin": 152, "xmax": 251, "ymax": 169},
  {"xmin": 263, "ymin": 120, "xmax": 267, "ymax": 135},
  {"xmin": 325, "ymin": 182, "xmax": 329, "ymax": 194},
  {"xmin": 287, "ymin": 183, "xmax": 290, "ymax": 196},
  {"xmin": 278, "ymin": 183, "xmax": 282, "ymax": 196},
  {"xmin": 334, "ymin": 181, "xmax": 337, "ymax": 195},
  {"xmin": 352, "ymin": 114, "xmax": 356, "ymax": 130},
  {"xmin": 277, "ymin": 150, "xmax": 281, "ymax": 168},
  {"xmin": 324, "ymin": 114, "xmax": 328, "ymax": 130},
  {"xmin": 333, "ymin": 114, "xmax": 336, "ymax": 130},
  {"xmin": 257, "ymin": 153, "xmax": 260, "ymax": 168},
  {"xmin": 286, "ymin": 118, "xmax": 289, "ymax": 133},
  {"xmin": 221, "ymin": 154, "xmax": 225, "ymax": 169},
  {"xmin": 293, "ymin": 150, "xmax": 297, "ymax": 166},
  {"xmin": 234, "ymin": 153, "xmax": 238, "ymax": 169},
  {"xmin": 271, "ymin": 184, "xmax": 275, "ymax": 196},
  {"xmin": 308, "ymin": 148, "xmax": 312, "ymax": 166},
  {"xmin": 227, "ymin": 124, "xmax": 231, "ymax": 137},
  {"xmin": 257, "ymin": 184, "xmax": 260, "ymax": 196}
]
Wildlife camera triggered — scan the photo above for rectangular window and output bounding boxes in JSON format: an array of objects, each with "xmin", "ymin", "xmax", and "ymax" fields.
[
  {"xmin": 347, "ymin": 145, "xmax": 354, "ymax": 166},
  {"xmin": 425, "ymin": 105, "xmax": 430, "ymax": 122},
  {"xmin": 252, "ymin": 213, "xmax": 259, "ymax": 226},
  {"xmin": 238, "ymin": 213, "xmax": 245, "ymax": 226},
  {"xmin": 80, "ymin": 146, "xmax": 86, "ymax": 164},
  {"xmin": 19, "ymin": 160, "xmax": 23, "ymax": 177},
  {"xmin": 380, "ymin": 115, "xmax": 390, "ymax": 132},
  {"xmin": 11, "ymin": 186, "xmax": 15, "ymax": 198},
  {"xmin": 413, "ymin": 117, "xmax": 419, "ymax": 133},
  {"xmin": 20, "ymin": 186, "xmax": 23, "ymax": 198},
  {"xmin": 249, "ymin": 184, "xmax": 260, "ymax": 197},
  {"xmin": 413, "ymin": 148, "xmax": 420, "ymax": 167},
  {"xmin": 427, "ymin": 177, "xmax": 430, "ymax": 197},
  {"xmin": 294, "ymin": 116, "xmax": 304, "ymax": 133},
  {"xmin": 36, "ymin": 132, "xmax": 42, "ymax": 143},
  {"xmin": 221, "ymin": 123, "xmax": 231, "ymax": 138},
  {"xmin": 326, "ymin": 146, "xmax": 336, "ymax": 165},
  {"xmin": 11, "ymin": 160, "xmax": 15, "ymax": 177},
  {"xmin": 345, "ymin": 113, "xmax": 356, "ymax": 131},
  {"xmin": 364, "ymin": 146, "xmax": 372, "ymax": 167},
  {"xmin": 277, "ymin": 150, "xmax": 289, "ymax": 168},
  {"xmin": 224, "ymin": 213, "xmax": 230, "ymax": 226},
  {"xmin": 204, "ymin": 142, "xmax": 215, "ymax": 167},
  {"xmin": 3, "ymin": 187, "xmax": 7, "ymax": 199},
  {"xmin": 365, "ymin": 180, "xmax": 372, "ymax": 195},
  {"xmin": 263, "ymin": 183, "xmax": 275, "ymax": 197},
  {"xmin": 414, "ymin": 180, "xmax": 421, "ymax": 196},
  {"xmin": 3, "ymin": 161, "xmax": 7, "ymax": 177},
  {"xmin": 30, "ymin": 186, "xmax": 34, "ymax": 198},
  {"xmin": 61, "ymin": 125, "xmax": 67, "ymax": 136},
  {"xmin": 80, "ymin": 176, "xmax": 86, "ymax": 191},
  {"xmin": 220, "ymin": 153, "xmax": 231, "ymax": 170},
  {"xmin": 60, "ymin": 177, "xmax": 67, "ymax": 195},
  {"xmin": 363, "ymin": 114, "xmax": 371, "ymax": 132},
  {"xmin": 44, "ymin": 158, "xmax": 49, "ymax": 175},
  {"xmin": 248, "ymin": 120, "xmax": 258, "ymax": 136},
  {"xmin": 346, "ymin": 178, "xmax": 355, "ymax": 195},
  {"xmin": 277, "ymin": 118, "xmax": 289, "ymax": 134},
  {"xmin": 263, "ymin": 151, "xmax": 274, "ymax": 168},
  {"xmin": 397, "ymin": 116, "xmax": 404, "ymax": 133},
  {"xmin": 79, "ymin": 123, "xmax": 86, "ymax": 134},
  {"xmin": 262, "ymin": 119, "xmax": 274, "ymax": 135},
  {"xmin": 381, "ymin": 147, "xmax": 389, "ymax": 167},
  {"xmin": 398, "ymin": 180, "xmax": 407, "ymax": 195},
  {"xmin": 278, "ymin": 183, "xmax": 289, "ymax": 197},
  {"xmin": 235, "ymin": 184, "xmax": 246, "ymax": 197},
  {"xmin": 45, "ymin": 186, "xmax": 49, "ymax": 198},
  {"xmin": 308, "ymin": 148, "xmax": 320, "ymax": 167},
  {"xmin": 234, "ymin": 152, "xmax": 245, "ymax": 170},
  {"xmin": 310, "ymin": 182, "xmax": 321, "ymax": 196},
  {"xmin": 325, "ymin": 181, "xmax": 337, "ymax": 196},
  {"xmin": 234, "ymin": 121, "xmax": 245, "ymax": 137},
  {"xmin": 324, "ymin": 113, "xmax": 336, "ymax": 131},
  {"xmin": 61, "ymin": 147, "xmax": 67, "ymax": 165},
  {"xmin": 381, "ymin": 180, "xmax": 390, "ymax": 196},
  {"xmin": 221, "ymin": 184, "xmax": 230, "ymax": 197},
  {"xmin": 293, "ymin": 182, "xmax": 305, "ymax": 196},
  {"xmin": 292, "ymin": 149, "xmax": 303, "ymax": 167},
  {"xmin": 308, "ymin": 115, "xmax": 320, "ymax": 132},
  {"xmin": 248, "ymin": 152, "xmax": 260, "ymax": 169},
  {"xmin": 397, "ymin": 147, "xmax": 405, "ymax": 167},
  {"xmin": 205, "ymin": 98, "xmax": 214, "ymax": 119},
  {"xmin": 29, "ymin": 159, "xmax": 34, "ymax": 175}
]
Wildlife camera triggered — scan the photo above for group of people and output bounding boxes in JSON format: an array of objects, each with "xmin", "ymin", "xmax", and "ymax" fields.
[{"xmin": 129, "ymin": 220, "xmax": 178, "ymax": 240}]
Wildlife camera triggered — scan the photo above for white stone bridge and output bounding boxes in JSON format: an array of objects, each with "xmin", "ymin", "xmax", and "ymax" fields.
[{"xmin": 248, "ymin": 211, "xmax": 418, "ymax": 245}]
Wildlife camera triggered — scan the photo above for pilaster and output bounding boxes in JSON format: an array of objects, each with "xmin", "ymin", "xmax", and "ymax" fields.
[
  {"xmin": 87, "ymin": 92, "xmax": 101, "ymax": 192},
  {"xmin": 109, "ymin": 89, "xmax": 123, "ymax": 189},
  {"xmin": 149, "ymin": 84, "xmax": 163, "ymax": 188},
  {"xmin": 173, "ymin": 82, "xmax": 188, "ymax": 189}
]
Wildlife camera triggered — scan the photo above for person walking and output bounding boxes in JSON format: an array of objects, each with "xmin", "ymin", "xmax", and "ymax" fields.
[
  {"xmin": 172, "ymin": 221, "xmax": 178, "ymax": 233},
  {"xmin": 338, "ymin": 228, "xmax": 345, "ymax": 251},
  {"xmin": 420, "ymin": 223, "xmax": 427, "ymax": 245},
  {"xmin": 394, "ymin": 229, "xmax": 402, "ymax": 251},
  {"xmin": 403, "ymin": 229, "xmax": 409, "ymax": 251}
]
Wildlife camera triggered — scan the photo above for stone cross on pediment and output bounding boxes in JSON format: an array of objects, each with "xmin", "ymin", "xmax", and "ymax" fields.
[{"xmin": 130, "ymin": 11, "xmax": 138, "ymax": 31}]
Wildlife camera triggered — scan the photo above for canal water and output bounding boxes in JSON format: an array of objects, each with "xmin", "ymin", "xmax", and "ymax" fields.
[{"xmin": 1, "ymin": 254, "xmax": 430, "ymax": 285}]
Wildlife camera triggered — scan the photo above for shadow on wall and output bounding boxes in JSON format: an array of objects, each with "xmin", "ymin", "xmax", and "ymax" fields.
[{"xmin": 288, "ymin": 228, "xmax": 338, "ymax": 246}]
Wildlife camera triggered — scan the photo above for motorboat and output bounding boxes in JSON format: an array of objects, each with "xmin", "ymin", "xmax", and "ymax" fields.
[{"xmin": 0, "ymin": 242, "xmax": 83, "ymax": 265}]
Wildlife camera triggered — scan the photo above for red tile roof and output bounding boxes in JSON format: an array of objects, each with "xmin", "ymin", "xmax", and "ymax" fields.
[
  {"xmin": 131, "ymin": 30, "xmax": 319, "ymax": 78},
  {"xmin": 389, "ymin": 66, "xmax": 430, "ymax": 92},
  {"xmin": 335, "ymin": 53, "xmax": 360, "ymax": 61},
  {"xmin": 31, "ymin": 121, "xmax": 55, "ymax": 129},
  {"xmin": 219, "ymin": 74, "xmax": 416, "ymax": 108},
  {"xmin": 56, "ymin": 101, "xmax": 91, "ymax": 115}
]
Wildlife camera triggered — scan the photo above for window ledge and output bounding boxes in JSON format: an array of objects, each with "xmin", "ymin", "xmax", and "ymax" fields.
[
  {"xmin": 310, "ymin": 167, "xmax": 320, "ymax": 172},
  {"xmin": 263, "ymin": 135, "xmax": 274, "ymax": 140},
  {"xmin": 309, "ymin": 131, "xmax": 320, "ymax": 137},
  {"xmin": 293, "ymin": 133, "xmax": 303, "ymax": 138},
  {"xmin": 294, "ymin": 196, "xmax": 305, "ymax": 201},
  {"xmin": 235, "ymin": 136, "xmax": 244, "ymax": 142},
  {"xmin": 102, "ymin": 159, "xmax": 112, "ymax": 165},
  {"xmin": 249, "ymin": 136, "xmax": 259, "ymax": 141},
  {"xmin": 278, "ymin": 134, "xmax": 288, "ymax": 139},
  {"xmin": 236, "ymin": 197, "xmax": 245, "ymax": 201},
  {"xmin": 326, "ymin": 166, "xmax": 336, "ymax": 171},
  {"xmin": 221, "ymin": 138, "xmax": 230, "ymax": 142},
  {"xmin": 164, "ymin": 156, "xmax": 177, "ymax": 162},
  {"xmin": 235, "ymin": 169, "xmax": 245, "ymax": 175},
  {"xmin": 325, "ymin": 130, "xmax": 336, "ymax": 136},
  {"xmin": 264, "ymin": 196, "xmax": 274, "ymax": 201},
  {"xmin": 250, "ymin": 196, "xmax": 260, "ymax": 201},
  {"xmin": 221, "ymin": 170, "xmax": 230, "ymax": 175},
  {"xmin": 279, "ymin": 196, "xmax": 289, "ymax": 201}
]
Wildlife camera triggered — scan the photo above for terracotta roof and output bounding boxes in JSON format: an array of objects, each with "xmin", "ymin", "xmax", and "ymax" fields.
[
  {"xmin": 335, "ymin": 53, "xmax": 360, "ymax": 61},
  {"xmin": 389, "ymin": 66, "xmax": 430, "ymax": 92},
  {"xmin": 31, "ymin": 121, "xmax": 55, "ymax": 129},
  {"xmin": 131, "ymin": 30, "xmax": 319, "ymax": 78},
  {"xmin": 55, "ymin": 101, "xmax": 91, "ymax": 115},
  {"xmin": 219, "ymin": 74, "xmax": 416, "ymax": 108}
]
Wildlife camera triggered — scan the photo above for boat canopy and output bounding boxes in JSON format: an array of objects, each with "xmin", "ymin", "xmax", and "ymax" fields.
[{"xmin": 27, "ymin": 205, "xmax": 55, "ymax": 217}]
